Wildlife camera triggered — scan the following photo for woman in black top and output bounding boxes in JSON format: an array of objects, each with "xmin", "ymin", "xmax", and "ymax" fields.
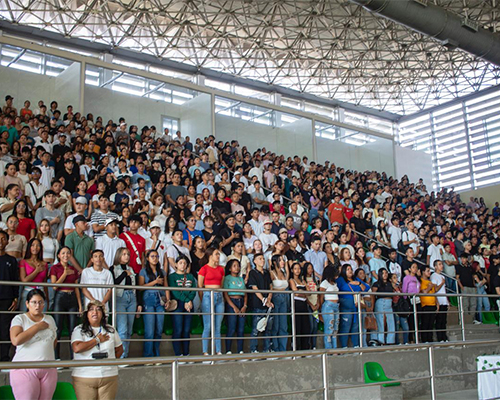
[
  {"xmin": 372, "ymin": 268, "xmax": 395, "ymax": 345},
  {"xmin": 212, "ymin": 188, "xmax": 232, "ymax": 218}
]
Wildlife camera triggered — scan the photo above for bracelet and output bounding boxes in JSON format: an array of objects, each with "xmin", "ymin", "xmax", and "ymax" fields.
[{"xmin": 94, "ymin": 336, "xmax": 100, "ymax": 344}]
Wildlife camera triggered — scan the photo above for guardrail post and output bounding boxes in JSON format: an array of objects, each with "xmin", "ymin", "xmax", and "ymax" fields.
[
  {"xmin": 428, "ymin": 346, "xmax": 436, "ymax": 400},
  {"xmin": 413, "ymin": 295, "xmax": 419, "ymax": 344},
  {"xmin": 291, "ymin": 291, "xmax": 297, "ymax": 352},
  {"xmin": 357, "ymin": 295, "xmax": 363, "ymax": 348},
  {"xmin": 111, "ymin": 286, "xmax": 116, "ymax": 327},
  {"xmin": 458, "ymin": 295, "xmax": 466, "ymax": 341},
  {"xmin": 210, "ymin": 289, "xmax": 215, "ymax": 356},
  {"xmin": 322, "ymin": 353, "xmax": 329, "ymax": 399},
  {"xmin": 172, "ymin": 360, "xmax": 179, "ymax": 400}
]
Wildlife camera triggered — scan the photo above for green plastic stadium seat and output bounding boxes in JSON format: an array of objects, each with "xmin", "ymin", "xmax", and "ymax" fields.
[
  {"xmin": 449, "ymin": 296, "xmax": 458, "ymax": 307},
  {"xmin": 133, "ymin": 316, "xmax": 145, "ymax": 336},
  {"xmin": 482, "ymin": 312, "xmax": 498, "ymax": 325},
  {"xmin": 191, "ymin": 315, "xmax": 203, "ymax": 335},
  {"xmin": 52, "ymin": 382, "xmax": 77, "ymax": 400},
  {"xmin": 364, "ymin": 362, "xmax": 401, "ymax": 387},
  {"xmin": 0, "ymin": 385, "xmax": 14, "ymax": 400}
]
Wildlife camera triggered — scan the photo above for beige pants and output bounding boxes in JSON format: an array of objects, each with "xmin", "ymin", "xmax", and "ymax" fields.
[{"xmin": 72, "ymin": 375, "xmax": 118, "ymax": 400}]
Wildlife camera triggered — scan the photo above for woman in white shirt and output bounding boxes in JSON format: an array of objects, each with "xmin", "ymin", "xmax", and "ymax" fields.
[
  {"xmin": 10, "ymin": 289, "xmax": 57, "ymax": 400},
  {"xmin": 319, "ymin": 267, "xmax": 340, "ymax": 349},
  {"xmin": 71, "ymin": 300, "xmax": 123, "ymax": 400}
]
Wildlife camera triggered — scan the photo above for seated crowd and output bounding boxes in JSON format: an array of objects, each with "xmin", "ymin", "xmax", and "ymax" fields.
[{"xmin": 1, "ymin": 95, "xmax": 500, "ymax": 397}]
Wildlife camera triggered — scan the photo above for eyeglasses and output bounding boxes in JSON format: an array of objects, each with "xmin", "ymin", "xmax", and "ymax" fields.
[
  {"xmin": 29, "ymin": 300, "xmax": 45, "ymax": 306},
  {"xmin": 149, "ymin": 255, "xmax": 159, "ymax": 259}
]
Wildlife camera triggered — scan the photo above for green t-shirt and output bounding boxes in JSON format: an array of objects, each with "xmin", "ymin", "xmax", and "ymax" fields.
[
  {"xmin": 223, "ymin": 275, "xmax": 246, "ymax": 296},
  {"xmin": 65, "ymin": 230, "xmax": 95, "ymax": 269},
  {"xmin": 168, "ymin": 272, "xmax": 196, "ymax": 303}
]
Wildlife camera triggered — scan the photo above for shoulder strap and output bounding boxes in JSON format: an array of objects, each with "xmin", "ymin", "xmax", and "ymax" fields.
[{"xmin": 124, "ymin": 232, "xmax": 140, "ymax": 258}]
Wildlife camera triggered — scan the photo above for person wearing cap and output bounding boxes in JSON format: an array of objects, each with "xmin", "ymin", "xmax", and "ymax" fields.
[
  {"xmin": 71, "ymin": 300, "xmax": 123, "ymax": 399},
  {"xmin": 90, "ymin": 195, "xmax": 119, "ymax": 240},
  {"xmin": 2, "ymin": 95, "xmax": 17, "ymax": 116},
  {"xmin": 65, "ymin": 215, "xmax": 95, "ymax": 271},
  {"xmin": 80, "ymin": 250, "xmax": 114, "ymax": 311},
  {"xmin": 259, "ymin": 220, "xmax": 278, "ymax": 254},
  {"xmin": 95, "ymin": 218, "xmax": 126, "ymax": 268},
  {"xmin": 146, "ymin": 221, "xmax": 168, "ymax": 265},
  {"xmin": 119, "ymin": 215, "xmax": 146, "ymax": 274},
  {"xmin": 65, "ymin": 195, "xmax": 92, "ymax": 236}
]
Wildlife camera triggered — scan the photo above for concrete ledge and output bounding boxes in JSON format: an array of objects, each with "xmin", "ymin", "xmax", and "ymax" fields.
[{"xmin": 334, "ymin": 383, "xmax": 403, "ymax": 400}]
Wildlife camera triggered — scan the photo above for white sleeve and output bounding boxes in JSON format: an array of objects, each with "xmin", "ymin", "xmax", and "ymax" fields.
[
  {"xmin": 114, "ymin": 330, "xmax": 122, "ymax": 347},
  {"xmin": 71, "ymin": 325, "xmax": 85, "ymax": 344},
  {"xmin": 80, "ymin": 269, "xmax": 89, "ymax": 284},
  {"xmin": 95, "ymin": 237, "xmax": 103, "ymax": 251},
  {"xmin": 10, "ymin": 314, "xmax": 24, "ymax": 329},
  {"xmin": 104, "ymin": 270, "xmax": 114, "ymax": 285}
]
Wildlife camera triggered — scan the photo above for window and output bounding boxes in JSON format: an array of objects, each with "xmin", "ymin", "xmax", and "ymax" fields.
[{"xmin": 162, "ymin": 116, "xmax": 180, "ymax": 135}]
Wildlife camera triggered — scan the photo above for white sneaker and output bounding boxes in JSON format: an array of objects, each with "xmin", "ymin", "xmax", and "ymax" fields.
[
  {"xmin": 473, "ymin": 320, "xmax": 481, "ymax": 325},
  {"xmin": 226, "ymin": 351, "xmax": 232, "ymax": 355},
  {"xmin": 118, "ymin": 364, "xmax": 129, "ymax": 368}
]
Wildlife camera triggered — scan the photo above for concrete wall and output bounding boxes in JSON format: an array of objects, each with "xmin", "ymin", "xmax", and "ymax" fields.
[
  {"xmin": 316, "ymin": 136, "xmax": 395, "ymax": 177},
  {"xmin": 394, "ymin": 145, "xmax": 434, "ymax": 189},
  {"xmin": 0, "ymin": 63, "xmax": 81, "ymax": 112},
  {"xmin": 179, "ymin": 93, "xmax": 212, "ymax": 142},
  {"xmin": 2, "ymin": 342, "xmax": 497, "ymax": 399},
  {"xmin": 459, "ymin": 184, "xmax": 500, "ymax": 210}
]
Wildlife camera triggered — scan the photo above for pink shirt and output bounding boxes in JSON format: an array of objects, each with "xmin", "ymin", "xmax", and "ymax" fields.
[{"xmin": 19, "ymin": 259, "xmax": 48, "ymax": 288}]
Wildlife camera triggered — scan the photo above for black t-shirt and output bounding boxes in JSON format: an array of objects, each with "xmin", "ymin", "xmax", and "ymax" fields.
[
  {"xmin": 350, "ymin": 216, "xmax": 365, "ymax": 233},
  {"xmin": 247, "ymin": 268, "xmax": 272, "ymax": 310},
  {"xmin": 286, "ymin": 249, "xmax": 305, "ymax": 264},
  {"xmin": 372, "ymin": 280, "xmax": 394, "ymax": 300},
  {"xmin": 492, "ymin": 274, "xmax": 500, "ymax": 294},
  {"xmin": 0, "ymin": 254, "xmax": 18, "ymax": 300},
  {"xmin": 457, "ymin": 263, "xmax": 475, "ymax": 288},
  {"xmin": 401, "ymin": 258, "xmax": 413, "ymax": 275}
]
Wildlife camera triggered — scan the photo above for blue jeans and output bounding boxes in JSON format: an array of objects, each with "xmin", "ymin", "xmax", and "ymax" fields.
[
  {"xmin": 172, "ymin": 300, "xmax": 193, "ymax": 356},
  {"xmin": 250, "ymin": 307, "xmax": 272, "ymax": 352},
  {"xmin": 375, "ymin": 298, "xmax": 395, "ymax": 344},
  {"xmin": 395, "ymin": 316, "xmax": 409, "ymax": 345},
  {"xmin": 201, "ymin": 291, "xmax": 224, "ymax": 354},
  {"xmin": 271, "ymin": 293, "xmax": 288, "ymax": 352},
  {"xmin": 322, "ymin": 301, "xmax": 339, "ymax": 349},
  {"xmin": 309, "ymin": 306, "xmax": 319, "ymax": 349},
  {"xmin": 116, "ymin": 290, "xmax": 137, "ymax": 358},
  {"xmin": 476, "ymin": 285, "xmax": 490, "ymax": 322},
  {"xmin": 445, "ymin": 276, "xmax": 457, "ymax": 293},
  {"xmin": 143, "ymin": 291, "xmax": 164, "ymax": 357},
  {"xmin": 339, "ymin": 299, "xmax": 359, "ymax": 348},
  {"xmin": 225, "ymin": 297, "xmax": 246, "ymax": 353}
]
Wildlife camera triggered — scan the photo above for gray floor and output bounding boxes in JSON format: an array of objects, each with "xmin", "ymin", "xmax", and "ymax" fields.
[{"xmin": 410, "ymin": 389, "xmax": 478, "ymax": 400}]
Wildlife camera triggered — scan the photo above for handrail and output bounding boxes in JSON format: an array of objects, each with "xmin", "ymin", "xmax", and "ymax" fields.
[
  {"xmin": 0, "ymin": 338, "xmax": 498, "ymax": 369},
  {"xmin": 0, "ymin": 280, "xmax": 490, "ymax": 298}
]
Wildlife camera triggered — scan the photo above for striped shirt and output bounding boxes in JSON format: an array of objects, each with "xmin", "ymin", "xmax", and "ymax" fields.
[{"xmin": 90, "ymin": 210, "xmax": 119, "ymax": 240}]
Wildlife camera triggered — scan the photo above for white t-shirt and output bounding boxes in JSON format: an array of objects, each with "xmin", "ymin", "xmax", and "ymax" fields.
[
  {"xmin": 11, "ymin": 314, "xmax": 57, "ymax": 362},
  {"xmin": 80, "ymin": 268, "xmax": 114, "ymax": 309},
  {"xmin": 166, "ymin": 244, "xmax": 191, "ymax": 274},
  {"xmin": 64, "ymin": 213, "xmax": 93, "ymax": 237},
  {"xmin": 388, "ymin": 226, "xmax": 402, "ymax": 250},
  {"xmin": 71, "ymin": 325, "xmax": 122, "ymax": 378},
  {"xmin": 430, "ymin": 272, "xmax": 448, "ymax": 306},
  {"xmin": 388, "ymin": 261, "xmax": 402, "ymax": 283},
  {"xmin": 403, "ymin": 230, "xmax": 419, "ymax": 253},
  {"xmin": 320, "ymin": 280, "xmax": 339, "ymax": 301},
  {"xmin": 259, "ymin": 232, "xmax": 278, "ymax": 253},
  {"xmin": 427, "ymin": 244, "xmax": 442, "ymax": 269}
]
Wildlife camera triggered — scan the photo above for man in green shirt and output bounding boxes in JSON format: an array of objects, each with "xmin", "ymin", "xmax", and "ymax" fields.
[
  {"xmin": 0, "ymin": 116, "xmax": 19, "ymax": 146},
  {"xmin": 65, "ymin": 215, "xmax": 95, "ymax": 270}
]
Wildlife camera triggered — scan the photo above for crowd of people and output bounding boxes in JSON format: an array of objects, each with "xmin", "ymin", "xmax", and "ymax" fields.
[{"xmin": 1, "ymin": 94, "xmax": 500, "ymax": 398}]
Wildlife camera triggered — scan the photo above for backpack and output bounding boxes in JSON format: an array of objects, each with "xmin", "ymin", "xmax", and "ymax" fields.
[{"xmin": 397, "ymin": 231, "xmax": 410, "ymax": 254}]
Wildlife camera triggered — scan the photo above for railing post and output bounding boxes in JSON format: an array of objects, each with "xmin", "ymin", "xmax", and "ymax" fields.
[
  {"xmin": 322, "ymin": 352, "xmax": 329, "ymax": 400},
  {"xmin": 458, "ymin": 294, "xmax": 466, "ymax": 342},
  {"xmin": 291, "ymin": 291, "xmax": 297, "ymax": 352},
  {"xmin": 357, "ymin": 294, "xmax": 363, "ymax": 348},
  {"xmin": 428, "ymin": 346, "xmax": 436, "ymax": 400},
  {"xmin": 413, "ymin": 295, "xmax": 419, "ymax": 344},
  {"xmin": 171, "ymin": 360, "xmax": 179, "ymax": 400},
  {"xmin": 210, "ymin": 289, "xmax": 215, "ymax": 356},
  {"xmin": 111, "ymin": 286, "xmax": 117, "ymax": 327}
]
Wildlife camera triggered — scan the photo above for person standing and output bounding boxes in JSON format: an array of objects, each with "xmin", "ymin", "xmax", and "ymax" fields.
[
  {"xmin": 289, "ymin": 262, "xmax": 311, "ymax": 350},
  {"xmin": 119, "ymin": 215, "xmax": 146, "ymax": 274},
  {"xmin": 65, "ymin": 215, "xmax": 95, "ymax": 271},
  {"xmin": 168, "ymin": 256, "xmax": 196, "ymax": 357},
  {"xmin": 431, "ymin": 260, "xmax": 448, "ymax": 342},
  {"xmin": 0, "ymin": 230, "xmax": 18, "ymax": 361},
  {"xmin": 50, "ymin": 246, "xmax": 82, "ymax": 360},
  {"xmin": 456, "ymin": 254, "xmax": 477, "ymax": 319},
  {"xmin": 71, "ymin": 301, "xmax": 123, "ymax": 400},
  {"xmin": 10, "ymin": 289, "xmax": 57, "ymax": 400},
  {"xmin": 420, "ymin": 266, "xmax": 437, "ymax": 343},
  {"xmin": 80, "ymin": 250, "xmax": 114, "ymax": 311},
  {"xmin": 95, "ymin": 219, "xmax": 126, "ymax": 269}
]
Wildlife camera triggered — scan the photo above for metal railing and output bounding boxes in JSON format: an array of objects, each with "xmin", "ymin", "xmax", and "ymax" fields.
[
  {"xmin": 1, "ymin": 338, "xmax": 500, "ymax": 400},
  {"xmin": 1, "ymin": 280, "xmax": 498, "ymax": 352}
]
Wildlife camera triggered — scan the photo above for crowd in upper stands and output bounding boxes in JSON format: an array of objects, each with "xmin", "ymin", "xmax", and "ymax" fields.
[{"xmin": 1, "ymin": 93, "xmax": 500, "ymax": 397}]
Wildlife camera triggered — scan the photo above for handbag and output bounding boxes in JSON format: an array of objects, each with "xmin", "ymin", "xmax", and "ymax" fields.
[
  {"xmin": 364, "ymin": 313, "xmax": 377, "ymax": 330},
  {"xmin": 348, "ymin": 283, "xmax": 365, "ymax": 308}
]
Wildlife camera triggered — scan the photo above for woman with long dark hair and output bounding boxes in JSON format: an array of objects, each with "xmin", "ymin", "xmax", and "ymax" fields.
[
  {"xmin": 336, "ymin": 264, "xmax": 362, "ymax": 348},
  {"xmin": 50, "ymin": 246, "xmax": 82, "ymax": 359},
  {"xmin": 13, "ymin": 199, "xmax": 35, "ymax": 242},
  {"xmin": 289, "ymin": 262, "xmax": 311, "ymax": 350},
  {"xmin": 223, "ymin": 259, "xmax": 247, "ymax": 354},
  {"xmin": 138, "ymin": 249, "xmax": 171, "ymax": 357},
  {"xmin": 19, "ymin": 238, "xmax": 48, "ymax": 311},
  {"xmin": 320, "ymin": 266, "xmax": 340, "ymax": 349},
  {"xmin": 71, "ymin": 300, "xmax": 123, "ymax": 399},
  {"xmin": 269, "ymin": 254, "xmax": 289, "ymax": 352},
  {"xmin": 372, "ymin": 267, "xmax": 395, "ymax": 345}
]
